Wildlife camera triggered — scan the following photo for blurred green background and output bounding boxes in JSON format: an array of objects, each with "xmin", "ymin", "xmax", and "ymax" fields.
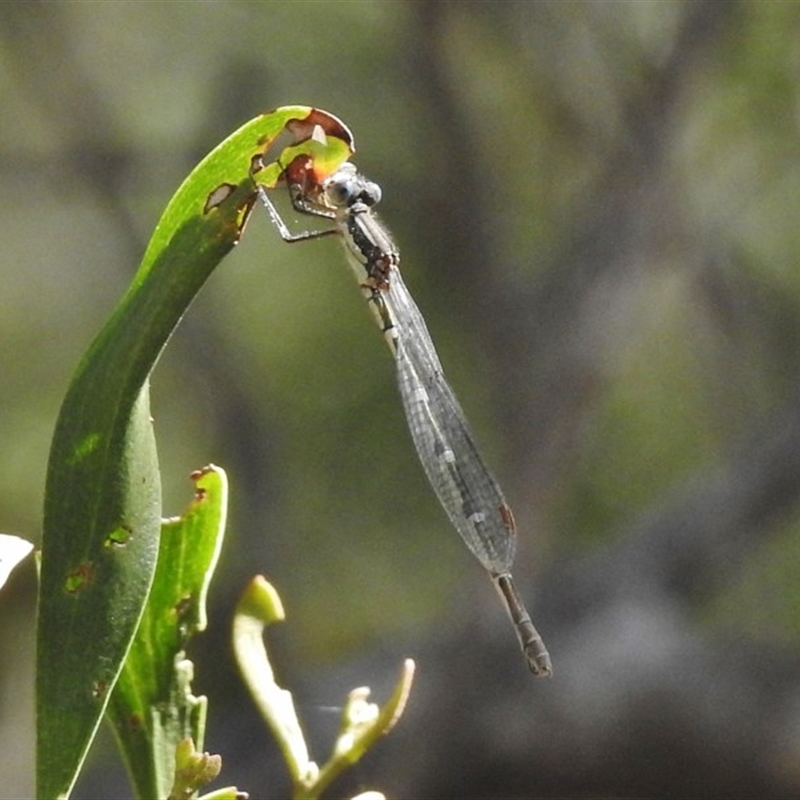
[{"xmin": 2, "ymin": 1, "xmax": 800, "ymax": 797}]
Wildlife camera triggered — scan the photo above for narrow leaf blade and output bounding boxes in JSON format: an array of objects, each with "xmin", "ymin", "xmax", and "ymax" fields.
[{"xmin": 108, "ymin": 465, "xmax": 228, "ymax": 799}]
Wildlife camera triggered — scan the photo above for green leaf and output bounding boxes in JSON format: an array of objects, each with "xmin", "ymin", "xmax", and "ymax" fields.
[
  {"xmin": 311, "ymin": 660, "xmax": 414, "ymax": 800},
  {"xmin": 106, "ymin": 465, "xmax": 228, "ymax": 799},
  {"xmin": 233, "ymin": 576, "xmax": 314, "ymax": 789},
  {"xmin": 37, "ymin": 106, "xmax": 355, "ymax": 799}
]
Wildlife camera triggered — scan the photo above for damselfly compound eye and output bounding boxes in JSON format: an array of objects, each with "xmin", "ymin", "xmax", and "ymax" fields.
[
  {"xmin": 323, "ymin": 163, "xmax": 382, "ymax": 209},
  {"xmin": 359, "ymin": 181, "xmax": 382, "ymax": 206},
  {"xmin": 325, "ymin": 177, "xmax": 358, "ymax": 207}
]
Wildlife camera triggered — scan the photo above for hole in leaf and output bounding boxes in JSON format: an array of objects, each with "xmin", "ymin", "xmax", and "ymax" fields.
[
  {"xmin": 91, "ymin": 680, "xmax": 108, "ymax": 699},
  {"xmin": 204, "ymin": 183, "xmax": 235, "ymax": 214},
  {"xmin": 104, "ymin": 524, "xmax": 132, "ymax": 549},
  {"xmin": 64, "ymin": 562, "xmax": 94, "ymax": 593}
]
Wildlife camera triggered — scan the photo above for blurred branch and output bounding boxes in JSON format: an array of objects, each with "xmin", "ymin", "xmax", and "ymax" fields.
[
  {"xmin": 407, "ymin": 1, "xmax": 741, "ymax": 506},
  {"xmin": 489, "ymin": 1, "xmax": 737, "ymax": 479}
]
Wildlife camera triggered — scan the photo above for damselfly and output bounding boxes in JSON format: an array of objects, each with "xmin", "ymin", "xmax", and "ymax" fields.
[{"xmin": 254, "ymin": 161, "xmax": 551, "ymax": 676}]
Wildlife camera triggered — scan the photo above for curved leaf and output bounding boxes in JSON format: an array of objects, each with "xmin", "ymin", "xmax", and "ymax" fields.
[
  {"xmin": 37, "ymin": 106, "xmax": 354, "ymax": 799},
  {"xmin": 107, "ymin": 465, "xmax": 228, "ymax": 799}
]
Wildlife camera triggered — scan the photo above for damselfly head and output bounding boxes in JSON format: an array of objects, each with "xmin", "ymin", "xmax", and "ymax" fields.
[{"xmin": 323, "ymin": 163, "xmax": 382, "ymax": 209}]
